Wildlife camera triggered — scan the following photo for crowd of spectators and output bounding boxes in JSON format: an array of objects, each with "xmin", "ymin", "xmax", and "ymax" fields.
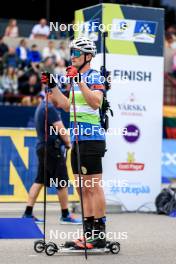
[
  {"xmin": 0, "ymin": 18, "xmax": 71, "ymax": 106},
  {"xmin": 164, "ymin": 24, "xmax": 176, "ymax": 105},
  {"xmin": 1, "ymin": 17, "xmax": 176, "ymax": 106}
]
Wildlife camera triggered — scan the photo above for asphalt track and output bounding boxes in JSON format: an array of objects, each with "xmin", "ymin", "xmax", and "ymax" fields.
[{"xmin": 0, "ymin": 203, "xmax": 176, "ymax": 264}]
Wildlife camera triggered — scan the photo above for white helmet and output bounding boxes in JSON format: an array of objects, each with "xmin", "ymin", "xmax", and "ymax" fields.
[{"xmin": 70, "ymin": 37, "xmax": 97, "ymax": 57}]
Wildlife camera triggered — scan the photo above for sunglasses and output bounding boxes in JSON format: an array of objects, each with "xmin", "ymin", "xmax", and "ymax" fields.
[{"xmin": 70, "ymin": 49, "xmax": 84, "ymax": 58}]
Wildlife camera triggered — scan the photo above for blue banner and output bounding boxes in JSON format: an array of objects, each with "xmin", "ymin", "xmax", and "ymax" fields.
[{"xmin": 162, "ymin": 139, "xmax": 176, "ymax": 183}]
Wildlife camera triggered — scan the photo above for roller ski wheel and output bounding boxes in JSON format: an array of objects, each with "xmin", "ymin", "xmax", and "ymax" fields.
[
  {"xmin": 47, "ymin": 242, "xmax": 58, "ymax": 249},
  {"xmin": 108, "ymin": 242, "xmax": 120, "ymax": 254},
  {"xmin": 34, "ymin": 240, "xmax": 46, "ymax": 253},
  {"xmin": 45, "ymin": 242, "xmax": 58, "ymax": 256}
]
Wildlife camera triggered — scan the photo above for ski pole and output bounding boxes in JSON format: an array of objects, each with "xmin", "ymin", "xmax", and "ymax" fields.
[
  {"xmin": 43, "ymin": 85, "xmax": 49, "ymax": 243},
  {"xmin": 71, "ymin": 82, "xmax": 88, "ymax": 260}
]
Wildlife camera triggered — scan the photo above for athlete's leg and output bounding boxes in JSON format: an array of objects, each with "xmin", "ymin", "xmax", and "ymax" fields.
[
  {"xmin": 74, "ymin": 173, "xmax": 105, "ymax": 217},
  {"xmin": 57, "ymin": 187, "xmax": 68, "ymax": 209},
  {"xmin": 23, "ymin": 183, "xmax": 43, "ymax": 219},
  {"xmin": 74, "ymin": 174, "xmax": 94, "ymax": 217},
  {"xmin": 27, "ymin": 183, "xmax": 43, "ymax": 206},
  {"xmin": 91, "ymin": 173, "xmax": 106, "ymax": 218},
  {"xmin": 73, "ymin": 173, "xmax": 106, "ymax": 247}
]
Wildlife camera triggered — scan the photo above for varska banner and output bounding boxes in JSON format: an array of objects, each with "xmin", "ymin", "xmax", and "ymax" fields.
[
  {"xmin": 75, "ymin": 4, "xmax": 164, "ymax": 210},
  {"xmin": 0, "ymin": 129, "xmax": 78, "ymax": 202}
]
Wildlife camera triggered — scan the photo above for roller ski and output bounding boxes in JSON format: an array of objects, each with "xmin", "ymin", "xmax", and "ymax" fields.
[
  {"xmin": 44, "ymin": 225, "xmax": 120, "ymax": 256},
  {"xmin": 44, "ymin": 240, "xmax": 120, "ymax": 256}
]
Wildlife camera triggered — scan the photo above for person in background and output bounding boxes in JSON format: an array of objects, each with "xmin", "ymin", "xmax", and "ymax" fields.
[
  {"xmin": 0, "ymin": 66, "xmax": 18, "ymax": 103},
  {"xmin": 59, "ymin": 24, "xmax": 68, "ymax": 39},
  {"xmin": 42, "ymin": 40, "xmax": 61, "ymax": 63},
  {"xmin": 22, "ymin": 78, "xmax": 81, "ymax": 224},
  {"xmin": 166, "ymin": 25, "xmax": 176, "ymax": 48},
  {"xmin": 40, "ymin": 57, "xmax": 55, "ymax": 75},
  {"xmin": 29, "ymin": 44, "xmax": 42, "ymax": 64},
  {"xmin": 4, "ymin": 19, "xmax": 19, "ymax": 38},
  {"xmin": 55, "ymin": 58, "xmax": 66, "ymax": 76},
  {"xmin": 18, "ymin": 73, "xmax": 41, "ymax": 96},
  {"xmin": 0, "ymin": 36, "xmax": 8, "ymax": 76},
  {"xmin": 30, "ymin": 18, "xmax": 50, "ymax": 39},
  {"xmin": 58, "ymin": 41, "xmax": 70, "ymax": 66},
  {"xmin": 28, "ymin": 44, "xmax": 42, "ymax": 73},
  {"xmin": 3, "ymin": 47, "xmax": 19, "ymax": 69},
  {"xmin": 16, "ymin": 39, "xmax": 30, "ymax": 69},
  {"xmin": 0, "ymin": 36, "xmax": 8, "ymax": 59}
]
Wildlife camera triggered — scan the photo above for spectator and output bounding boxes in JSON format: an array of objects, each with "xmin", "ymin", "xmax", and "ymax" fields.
[
  {"xmin": 172, "ymin": 51, "xmax": 176, "ymax": 77},
  {"xmin": 0, "ymin": 66, "xmax": 18, "ymax": 103},
  {"xmin": 29, "ymin": 44, "xmax": 42, "ymax": 63},
  {"xmin": 4, "ymin": 19, "xmax": 19, "ymax": 38},
  {"xmin": 165, "ymin": 32, "xmax": 174, "ymax": 48},
  {"xmin": 0, "ymin": 36, "xmax": 8, "ymax": 75},
  {"xmin": 68, "ymin": 22, "xmax": 74, "ymax": 40},
  {"xmin": 59, "ymin": 24, "xmax": 68, "ymax": 39},
  {"xmin": 0, "ymin": 36, "xmax": 8, "ymax": 58},
  {"xmin": 40, "ymin": 57, "xmax": 55, "ymax": 74},
  {"xmin": 54, "ymin": 58, "xmax": 66, "ymax": 76},
  {"xmin": 16, "ymin": 39, "xmax": 30, "ymax": 69},
  {"xmin": 54, "ymin": 59, "xmax": 69, "ymax": 95},
  {"xmin": 30, "ymin": 19, "xmax": 50, "ymax": 39},
  {"xmin": 165, "ymin": 25, "xmax": 176, "ymax": 48},
  {"xmin": 58, "ymin": 41, "xmax": 70, "ymax": 66},
  {"xmin": 19, "ymin": 73, "xmax": 41, "ymax": 96},
  {"xmin": 42, "ymin": 40, "xmax": 61, "ymax": 63},
  {"xmin": 3, "ymin": 47, "xmax": 19, "ymax": 69}
]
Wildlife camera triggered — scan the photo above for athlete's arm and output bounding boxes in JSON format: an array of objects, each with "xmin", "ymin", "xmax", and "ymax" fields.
[
  {"xmin": 41, "ymin": 72, "xmax": 70, "ymax": 112},
  {"xmin": 49, "ymin": 88, "xmax": 70, "ymax": 112},
  {"xmin": 53, "ymin": 120, "xmax": 71, "ymax": 148},
  {"xmin": 78, "ymin": 82, "xmax": 103, "ymax": 110},
  {"xmin": 66, "ymin": 66, "xmax": 104, "ymax": 110}
]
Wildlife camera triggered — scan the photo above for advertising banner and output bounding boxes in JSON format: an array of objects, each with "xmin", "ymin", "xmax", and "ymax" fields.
[
  {"xmin": 0, "ymin": 129, "xmax": 78, "ymax": 202},
  {"xmin": 162, "ymin": 139, "xmax": 176, "ymax": 183},
  {"xmin": 75, "ymin": 4, "xmax": 164, "ymax": 210}
]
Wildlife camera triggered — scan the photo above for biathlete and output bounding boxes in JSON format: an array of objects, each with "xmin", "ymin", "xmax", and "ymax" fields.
[{"xmin": 42, "ymin": 37, "xmax": 107, "ymax": 249}]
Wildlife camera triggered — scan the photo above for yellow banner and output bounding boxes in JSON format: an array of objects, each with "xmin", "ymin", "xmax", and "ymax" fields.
[
  {"xmin": 163, "ymin": 106, "xmax": 176, "ymax": 118},
  {"xmin": 0, "ymin": 129, "xmax": 79, "ymax": 202}
]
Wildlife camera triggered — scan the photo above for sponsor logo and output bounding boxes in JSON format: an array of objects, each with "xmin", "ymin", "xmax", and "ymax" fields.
[
  {"xmin": 133, "ymin": 21, "xmax": 157, "ymax": 43},
  {"xmin": 162, "ymin": 152, "xmax": 176, "ymax": 166},
  {"xmin": 110, "ymin": 184, "xmax": 150, "ymax": 195},
  {"xmin": 117, "ymin": 93, "xmax": 147, "ymax": 116},
  {"xmin": 123, "ymin": 124, "xmax": 140, "ymax": 143},
  {"xmin": 117, "ymin": 21, "xmax": 130, "ymax": 33},
  {"xmin": 117, "ymin": 152, "xmax": 144, "ymax": 171},
  {"xmin": 110, "ymin": 18, "xmax": 157, "ymax": 44},
  {"xmin": 110, "ymin": 19, "xmax": 135, "ymax": 41}
]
